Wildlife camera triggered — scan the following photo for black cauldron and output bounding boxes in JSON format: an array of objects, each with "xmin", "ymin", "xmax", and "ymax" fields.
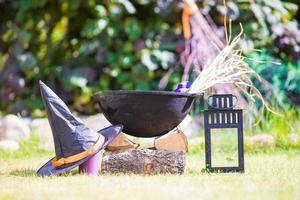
[{"xmin": 94, "ymin": 90, "xmax": 202, "ymax": 138}]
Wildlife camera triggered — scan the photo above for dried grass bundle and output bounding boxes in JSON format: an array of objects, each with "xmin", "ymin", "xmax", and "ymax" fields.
[
  {"xmin": 180, "ymin": 0, "xmax": 253, "ymax": 109},
  {"xmin": 188, "ymin": 24, "xmax": 277, "ymax": 114}
]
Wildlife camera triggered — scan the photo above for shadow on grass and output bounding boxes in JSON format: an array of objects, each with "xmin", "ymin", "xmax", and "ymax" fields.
[
  {"xmin": 9, "ymin": 168, "xmax": 37, "ymax": 177},
  {"xmin": 9, "ymin": 168, "xmax": 80, "ymax": 177}
]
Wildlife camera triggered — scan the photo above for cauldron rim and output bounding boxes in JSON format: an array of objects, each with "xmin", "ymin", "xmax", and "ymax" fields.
[
  {"xmin": 93, "ymin": 90, "xmax": 202, "ymax": 137},
  {"xmin": 94, "ymin": 90, "xmax": 201, "ymax": 98}
]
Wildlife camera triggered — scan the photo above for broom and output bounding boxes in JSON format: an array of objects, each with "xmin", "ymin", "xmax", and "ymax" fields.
[{"xmin": 182, "ymin": 0, "xmax": 278, "ymax": 114}]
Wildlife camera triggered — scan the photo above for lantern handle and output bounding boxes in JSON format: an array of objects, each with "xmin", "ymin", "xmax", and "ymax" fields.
[{"xmin": 207, "ymin": 94, "xmax": 237, "ymax": 110}]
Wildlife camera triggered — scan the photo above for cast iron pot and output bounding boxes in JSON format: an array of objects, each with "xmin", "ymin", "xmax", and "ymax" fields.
[{"xmin": 94, "ymin": 90, "xmax": 202, "ymax": 138}]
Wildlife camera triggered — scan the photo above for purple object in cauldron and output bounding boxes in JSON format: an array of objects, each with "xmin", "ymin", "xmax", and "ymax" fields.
[{"xmin": 174, "ymin": 81, "xmax": 191, "ymax": 93}]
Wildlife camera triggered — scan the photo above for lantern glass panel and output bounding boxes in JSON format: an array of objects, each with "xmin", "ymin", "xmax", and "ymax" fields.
[{"xmin": 210, "ymin": 128, "xmax": 238, "ymax": 167}]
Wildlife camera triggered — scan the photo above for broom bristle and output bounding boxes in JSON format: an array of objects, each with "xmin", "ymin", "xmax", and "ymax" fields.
[{"xmin": 188, "ymin": 24, "xmax": 277, "ymax": 114}]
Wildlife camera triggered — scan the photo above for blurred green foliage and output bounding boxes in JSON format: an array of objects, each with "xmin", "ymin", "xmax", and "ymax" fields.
[
  {"xmin": 246, "ymin": 50, "xmax": 300, "ymax": 107},
  {"xmin": 0, "ymin": 0, "xmax": 182, "ymax": 116},
  {"xmin": 0, "ymin": 0, "xmax": 299, "ymax": 117}
]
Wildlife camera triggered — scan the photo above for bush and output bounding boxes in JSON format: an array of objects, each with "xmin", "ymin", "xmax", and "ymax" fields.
[
  {"xmin": 0, "ymin": 0, "xmax": 183, "ymax": 116},
  {"xmin": 0, "ymin": 0, "xmax": 299, "ymax": 116}
]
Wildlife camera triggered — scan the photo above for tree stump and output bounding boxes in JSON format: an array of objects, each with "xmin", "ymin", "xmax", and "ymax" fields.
[{"xmin": 101, "ymin": 149, "xmax": 185, "ymax": 174}]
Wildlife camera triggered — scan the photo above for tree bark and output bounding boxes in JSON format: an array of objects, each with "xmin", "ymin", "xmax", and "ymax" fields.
[{"xmin": 101, "ymin": 149, "xmax": 185, "ymax": 174}]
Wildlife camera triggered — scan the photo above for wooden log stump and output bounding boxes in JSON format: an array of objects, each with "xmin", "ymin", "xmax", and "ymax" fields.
[{"xmin": 101, "ymin": 149, "xmax": 185, "ymax": 174}]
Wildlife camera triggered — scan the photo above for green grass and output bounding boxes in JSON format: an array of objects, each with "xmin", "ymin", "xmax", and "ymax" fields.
[
  {"xmin": 0, "ymin": 137, "xmax": 300, "ymax": 200},
  {"xmin": 248, "ymin": 109, "xmax": 300, "ymax": 149}
]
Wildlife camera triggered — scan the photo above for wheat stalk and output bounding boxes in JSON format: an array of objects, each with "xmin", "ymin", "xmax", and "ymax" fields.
[{"xmin": 188, "ymin": 24, "xmax": 277, "ymax": 114}]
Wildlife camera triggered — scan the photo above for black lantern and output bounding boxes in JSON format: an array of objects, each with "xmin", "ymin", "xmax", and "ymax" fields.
[{"xmin": 204, "ymin": 94, "xmax": 244, "ymax": 172}]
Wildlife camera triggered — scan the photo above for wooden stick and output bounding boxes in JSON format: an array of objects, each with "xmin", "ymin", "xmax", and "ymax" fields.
[{"xmin": 154, "ymin": 128, "xmax": 188, "ymax": 152}]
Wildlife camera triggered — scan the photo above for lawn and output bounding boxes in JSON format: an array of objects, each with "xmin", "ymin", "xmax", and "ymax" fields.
[{"xmin": 0, "ymin": 137, "xmax": 299, "ymax": 200}]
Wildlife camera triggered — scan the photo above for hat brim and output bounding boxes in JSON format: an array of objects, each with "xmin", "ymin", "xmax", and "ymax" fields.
[{"xmin": 37, "ymin": 124, "xmax": 123, "ymax": 176}]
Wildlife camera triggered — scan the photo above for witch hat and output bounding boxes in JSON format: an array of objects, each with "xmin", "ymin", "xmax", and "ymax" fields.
[{"xmin": 37, "ymin": 81, "xmax": 123, "ymax": 176}]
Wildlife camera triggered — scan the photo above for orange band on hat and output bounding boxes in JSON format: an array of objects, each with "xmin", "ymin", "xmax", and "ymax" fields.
[
  {"xmin": 51, "ymin": 135, "xmax": 105, "ymax": 168},
  {"xmin": 182, "ymin": 1, "xmax": 199, "ymax": 39}
]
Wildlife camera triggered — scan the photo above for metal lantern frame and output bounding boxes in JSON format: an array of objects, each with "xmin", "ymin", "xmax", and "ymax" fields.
[{"xmin": 204, "ymin": 94, "xmax": 244, "ymax": 173}]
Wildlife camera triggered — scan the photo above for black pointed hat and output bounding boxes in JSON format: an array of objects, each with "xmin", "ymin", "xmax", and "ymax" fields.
[{"xmin": 37, "ymin": 81, "xmax": 123, "ymax": 176}]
